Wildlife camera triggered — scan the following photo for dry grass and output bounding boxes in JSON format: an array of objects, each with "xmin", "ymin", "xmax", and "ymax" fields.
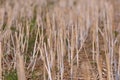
[{"xmin": 0, "ymin": 0, "xmax": 120, "ymax": 80}]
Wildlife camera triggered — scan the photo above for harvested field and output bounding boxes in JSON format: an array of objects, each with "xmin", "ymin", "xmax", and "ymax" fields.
[{"xmin": 0, "ymin": 0, "xmax": 120, "ymax": 80}]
